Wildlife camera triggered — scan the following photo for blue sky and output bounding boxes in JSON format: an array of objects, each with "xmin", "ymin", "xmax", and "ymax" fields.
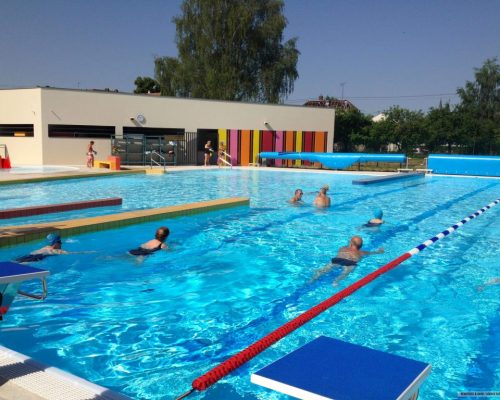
[{"xmin": 1, "ymin": 0, "xmax": 499, "ymax": 114}]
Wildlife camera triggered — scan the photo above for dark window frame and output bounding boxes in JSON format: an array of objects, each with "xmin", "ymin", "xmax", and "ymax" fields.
[
  {"xmin": 48, "ymin": 124, "xmax": 115, "ymax": 139},
  {"xmin": 0, "ymin": 124, "xmax": 34, "ymax": 137},
  {"xmin": 123, "ymin": 127, "xmax": 185, "ymax": 137}
]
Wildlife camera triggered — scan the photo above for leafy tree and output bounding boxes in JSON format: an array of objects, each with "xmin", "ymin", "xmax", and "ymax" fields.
[
  {"xmin": 366, "ymin": 106, "xmax": 427, "ymax": 154},
  {"xmin": 155, "ymin": 0, "xmax": 299, "ymax": 103},
  {"xmin": 425, "ymin": 102, "xmax": 462, "ymax": 153},
  {"xmin": 134, "ymin": 76, "xmax": 160, "ymax": 94},
  {"xmin": 334, "ymin": 109, "xmax": 372, "ymax": 151},
  {"xmin": 456, "ymin": 58, "xmax": 500, "ymax": 154}
]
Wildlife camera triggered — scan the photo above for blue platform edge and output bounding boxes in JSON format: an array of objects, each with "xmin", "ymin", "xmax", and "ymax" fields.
[
  {"xmin": 352, "ymin": 172, "xmax": 425, "ymax": 185},
  {"xmin": 428, "ymin": 154, "xmax": 500, "ymax": 177},
  {"xmin": 251, "ymin": 336, "xmax": 431, "ymax": 400},
  {"xmin": 259, "ymin": 152, "xmax": 406, "ymax": 169},
  {"xmin": 0, "ymin": 261, "xmax": 50, "ymax": 284}
]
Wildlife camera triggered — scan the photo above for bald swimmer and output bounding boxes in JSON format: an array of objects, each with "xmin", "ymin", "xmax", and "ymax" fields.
[{"xmin": 310, "ymin": 236, "xmax": 384, "ymax": 286}]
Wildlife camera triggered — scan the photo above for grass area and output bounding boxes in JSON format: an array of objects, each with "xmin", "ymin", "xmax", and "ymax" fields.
[{"xmin": 345, "ymin": 157, "xmax": 426, "ymax": 172}]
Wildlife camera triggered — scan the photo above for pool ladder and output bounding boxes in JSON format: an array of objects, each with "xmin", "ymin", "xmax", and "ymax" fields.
[
  {"xmin": 149, "ymin": 150, "xmax": 167, "ymax": 171},
  {"xmin": 218, "ymin": 151, "xmax": 232, "ymax": 168}
]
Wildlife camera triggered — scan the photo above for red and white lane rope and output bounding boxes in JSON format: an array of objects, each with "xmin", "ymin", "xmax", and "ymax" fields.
[{"xmin": 176, "ymin": 198, "xmax": 500, "ymax": 399}]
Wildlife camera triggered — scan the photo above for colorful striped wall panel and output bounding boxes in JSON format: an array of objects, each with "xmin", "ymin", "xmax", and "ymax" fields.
[{"xmin": 218, "ymin": 129, "xmax": 327, "ymax": 168}]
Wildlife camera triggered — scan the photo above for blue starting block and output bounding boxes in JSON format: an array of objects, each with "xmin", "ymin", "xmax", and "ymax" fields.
[
  {"xmin": 0, "ymin": 262, "xmax": 50, "ymax": 319},
  {"xmin": 251, "ymin": 336, "xmax": 431, "ymax": 400}
]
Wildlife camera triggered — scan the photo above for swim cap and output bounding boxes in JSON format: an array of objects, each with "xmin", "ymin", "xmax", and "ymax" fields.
[
  {"xmin": 373, "ymin": 208, "xmax": 383, "ymax": 219},
  {"xmin": 46, "ymin": 233, "xmax": 61, "ymax": 246}
]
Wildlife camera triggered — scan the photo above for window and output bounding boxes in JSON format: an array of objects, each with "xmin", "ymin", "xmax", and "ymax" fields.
[
  {"xmin": 48, "ymin": 125, "xmax": 115, "ymax": 138},
  {"xmin": 0, "ymin": 124, "xmax": 34, "ymax": 137},
  {"xmin": 123, "ymin": 127, "xmax": 184, "ymax": 137}
]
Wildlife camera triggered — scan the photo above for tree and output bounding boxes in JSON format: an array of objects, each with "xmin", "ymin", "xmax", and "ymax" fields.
[
  {"xmin": 456, "ymin": 58, "xmax": 500, "ymax": 154},
  {"xmin": 367, "ymin": 106, "xmax": 427, "ymax": 154},
  {"xmin": 334, "ymin": 109, "xmax": 372, "ymax": 151},
  {"xmin": 134, "ymin": 76, "xmax": 160, "ymax": 94},
  {"xmin": 155, "ymin": 0, "xmax": 299, "ymax": 103},
  {"xmin": 425, "ymin": 102, "xmax": 462, "ymax": 153}
]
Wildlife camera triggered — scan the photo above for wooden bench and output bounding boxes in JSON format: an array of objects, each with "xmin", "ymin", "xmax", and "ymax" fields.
[{"xmin": 94, "ymin": 160, "xmax": 111, "ymax": 169}]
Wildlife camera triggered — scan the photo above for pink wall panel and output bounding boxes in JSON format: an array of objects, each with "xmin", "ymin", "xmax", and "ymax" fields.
[
  {"xmin": 229, "ymin": 129, "xmax": 238, "ymax": 166},
  {"xmin": 275, "ymin": 131, "xmax": 284, "ymax": 166}
]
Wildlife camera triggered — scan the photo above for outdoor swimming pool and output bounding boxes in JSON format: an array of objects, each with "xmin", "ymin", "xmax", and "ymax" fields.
[{"xmin": 0, "ymin": 169, "xmax": 499, "ymax": 399}]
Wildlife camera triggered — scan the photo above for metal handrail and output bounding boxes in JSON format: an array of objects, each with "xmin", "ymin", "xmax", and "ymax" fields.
[
  {"xmin": 218, "ymin": 151, "xmax": 232, "ymax": 168},
  {"xmin": 149, "ymin": 150, "xmax": 166, "ymax": 171}
]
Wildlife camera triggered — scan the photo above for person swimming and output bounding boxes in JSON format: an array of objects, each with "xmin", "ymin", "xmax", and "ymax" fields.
[
  {"xmin": 313, "ymin": 185, "xmax": 331, "ymax": 208},
  {"xmin": 289, "ymin": 188, "xmax": 304, "ymax": 204},
  {"xmin": 362, "ymin": 208, "xmax": 384, "ymax": 228},
  {"xmin": 310, "ymin": 236, "xmax": 384, "ymax": 286},
  {"xmin": 15, "ymin": 233, "xmax": 69, "ymax": 263},
  {"xmin": 129, "ymin": 227, "xmax": 170, "ymax": 256}
]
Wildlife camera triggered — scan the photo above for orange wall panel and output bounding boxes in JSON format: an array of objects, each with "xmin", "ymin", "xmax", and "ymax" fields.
[
  {"xmin": 240, "ymin": 130, "xmax": 251, "ymax": 166},
  {"xmin": 314, "ymin": 131, "xmax": 326, "ymax": 167}
]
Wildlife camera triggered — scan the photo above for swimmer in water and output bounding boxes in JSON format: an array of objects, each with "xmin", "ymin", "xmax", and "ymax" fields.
[
  {"xmin": 310, "ymin": 236, "xmax": 384, "ymax": 286},
  {"xmin": 360, "ymin": 208, "xmax": 384, "ymax": 229},
  {"xmin": 129, "ymin": 227, "xmax": 170, "ymax": 256}
]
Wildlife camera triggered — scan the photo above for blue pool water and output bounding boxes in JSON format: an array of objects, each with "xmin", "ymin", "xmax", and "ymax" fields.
[{"xmin": 0, "ymin": 169, "xmax": 499, "ymax": 400}]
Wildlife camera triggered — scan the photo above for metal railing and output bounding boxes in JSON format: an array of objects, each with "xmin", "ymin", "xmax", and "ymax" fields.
[
  {"xmin": 17, "ymin": 278, "xmax": 48, "ymax": 301},
  {"xmin": 218, "ymin": 151, "xmax": 232, "ymax": 168},
  {"xmin": 149, "ymin": 150, "xmax": 167, "ymax": 171}
]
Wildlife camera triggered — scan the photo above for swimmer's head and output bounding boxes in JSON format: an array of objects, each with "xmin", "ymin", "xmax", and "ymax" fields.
[
  {"xmin": 320, "ymin": 185, "xmax": 329, "ymax": 194},
  {"xmin": 373, "ymin": 208, "xmax": 383, "ymax": 219},
  {"xmin": 350, "ymin": 236, "xmax": 363, "ymax": 249},
  {"xmin": 295, "ymin": 189, "xmax": 303, "ymax": 197},
  {"xmin": 46, "ymin": 233, "xmax": 61, "ymax": 246},
  {"xmin": 155, "ymin": 227, "xmax": 170, "ymax": 242}
]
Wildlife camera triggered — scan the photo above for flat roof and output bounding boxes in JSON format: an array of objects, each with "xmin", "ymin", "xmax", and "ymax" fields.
[{"xmin": 0, "ymin": 87, "xmax": 335, "ymax": 112}]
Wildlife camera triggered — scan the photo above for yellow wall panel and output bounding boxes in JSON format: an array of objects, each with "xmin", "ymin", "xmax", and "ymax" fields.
[
  {"xmin": 295, "ymin": 131, "xmax": 303, "ymax": 166},
  {"xmin": 252, "ymin": 129, "xmax": 260, "ymax": 164}
]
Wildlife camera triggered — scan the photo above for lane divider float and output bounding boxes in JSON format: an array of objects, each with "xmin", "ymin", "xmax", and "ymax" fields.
[{"xmin": 176, "ymin": 198, "xmax": 500, "ymax": 399}]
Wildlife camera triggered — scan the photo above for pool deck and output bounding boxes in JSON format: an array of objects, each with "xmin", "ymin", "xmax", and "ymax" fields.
[
  {"xmin": 0, "ymin": 164, "xmax": 394, "ymax": 185},
  {"xmin": 0, "ymin": 346, "xmax": 130, "ymax": 400}
]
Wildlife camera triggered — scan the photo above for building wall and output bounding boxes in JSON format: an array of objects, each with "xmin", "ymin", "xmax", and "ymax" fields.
[
  {"xmin": 0, "ymin": 89, "xmax": 43, "ymax": 164},
  {"xmin": 1, "ymin": 88, "xmax": 335, "ymax": 165}
]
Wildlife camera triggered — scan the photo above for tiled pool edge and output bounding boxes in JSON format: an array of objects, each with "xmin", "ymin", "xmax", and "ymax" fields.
[
  {"xmin": 0, "ymin": 345, "xmax": 130, "ymax": 400},
  {"xmin": 0, "ymin": 197, "xmax": 250, "ymax": 248},
  {"xmin": 0, "ymin": 169, "xmax": 146, "ymax": 186}
]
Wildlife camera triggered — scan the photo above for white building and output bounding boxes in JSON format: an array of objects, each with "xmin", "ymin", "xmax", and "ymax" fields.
[{"xmin": 0, "ymin": 88, "xmax": 335, "ymax": 166}]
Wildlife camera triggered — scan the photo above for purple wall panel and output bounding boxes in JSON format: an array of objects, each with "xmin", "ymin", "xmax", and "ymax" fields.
[
  {"xmin": 275, "ymin": 131, "xmax": 284, "ymax": 166},
  {"xmin": 229, "ymin": 129, "xmax": 239, "ymax": 166}
]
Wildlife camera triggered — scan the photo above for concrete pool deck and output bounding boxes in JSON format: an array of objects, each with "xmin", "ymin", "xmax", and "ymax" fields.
[
  {"xmin": 0, "ymin": 164, "xmax": 396, "ymax": 185},
  {"xmin": 0, "ymin": 346, "xmax": 130, "ymax": 400}
]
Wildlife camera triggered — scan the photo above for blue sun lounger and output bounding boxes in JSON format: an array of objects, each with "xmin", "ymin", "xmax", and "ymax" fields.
[
  {"xmin": 251, "ymin": 336, "xmax": 431, "ymax": 400},
  {"xmin": 0, "ymin": 261, "xmax": 50, "ymax": 319}
]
